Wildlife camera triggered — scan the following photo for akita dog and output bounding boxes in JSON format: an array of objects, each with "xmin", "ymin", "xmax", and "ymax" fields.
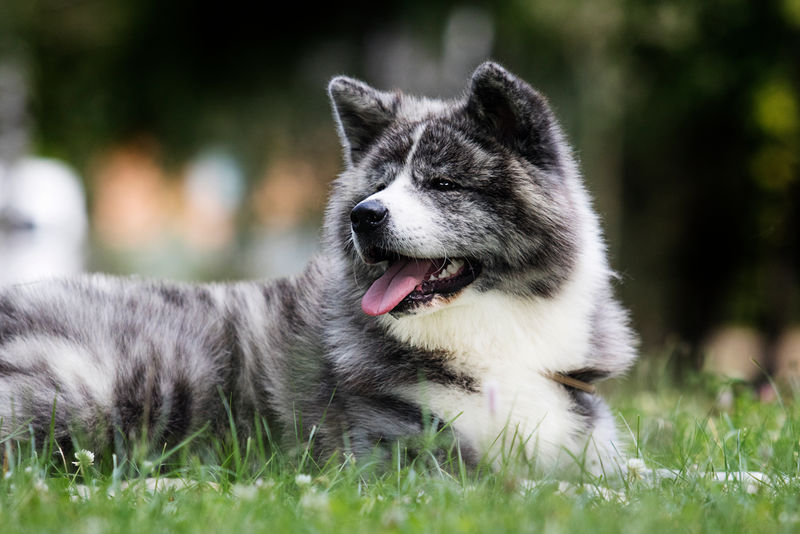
[{"xmin": 0, "ymin": 62, "xmax": 636, "ymax": 475}]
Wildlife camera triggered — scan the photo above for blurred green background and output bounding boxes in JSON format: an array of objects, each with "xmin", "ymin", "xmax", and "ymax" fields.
[{"xmin": 0, "ymin": 0, "xmax": 798, "ymax": 377}]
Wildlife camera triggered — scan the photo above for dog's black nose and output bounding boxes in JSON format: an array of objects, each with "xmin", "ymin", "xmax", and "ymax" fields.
[{"xmin": 350, "ymin": 200, "xmax": 388, "ymax": 233}]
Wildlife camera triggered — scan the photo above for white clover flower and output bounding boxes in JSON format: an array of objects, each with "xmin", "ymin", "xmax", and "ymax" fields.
[
  {"xmin": 299, "ymin": 489, "xmax": 330, "ymax": 513},
  {"xmin": 416, "ymin": 489, "xmax": 431, "ymax": 504},
  {"xmin": 295, "ymin": 473, "xmax": 312, "ymax": 486},
  {"xmin": 255, "ymin": 478, "xmax": 276, "ymax": 490},
  {"xmin": 626, "ymin": 457, "xmax": 646, "ymax": 471},
  {"xmin": 34, "ymin": 478, "xmax": 49, "ymax": 493},
  {"xmin": 232, "ymin": 483, "xmax": 259, "ymax": 501},
  {"xmin": 381, "ymin": 505, "xmax": 408, "ymax": 528},
  {"xmin": 72, "ymin": 449, "xmax": 95, "ymax": 468},
  {"xmin": 626, "ymin": 457, "xmax": 647, "ymax": 480}
]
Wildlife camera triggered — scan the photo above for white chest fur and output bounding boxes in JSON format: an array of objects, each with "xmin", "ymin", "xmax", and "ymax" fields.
[{"xmin": 380, "ymin": 264, "xmax": 606, "ymax": 470}]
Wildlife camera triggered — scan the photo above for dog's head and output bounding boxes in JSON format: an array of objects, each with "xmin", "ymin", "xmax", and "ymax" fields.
[{"xmin": 326, "ymin": 62, "xmax": 582, "ymax": 317}]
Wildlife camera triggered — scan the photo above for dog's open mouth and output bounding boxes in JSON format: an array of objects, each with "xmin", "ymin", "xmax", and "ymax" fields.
[{"xmin": 361, "ymin": 255, "xmax": 480, "ymax": 316}]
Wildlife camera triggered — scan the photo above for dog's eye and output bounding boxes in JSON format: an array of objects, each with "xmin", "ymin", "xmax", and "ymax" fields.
[
  {"xmin": 375, "ymin": 183, "xmax": 386, "ymax": 192},
  {"xmin": 430, "ymin": 178, "xmax": 458, "ymax": 191}
]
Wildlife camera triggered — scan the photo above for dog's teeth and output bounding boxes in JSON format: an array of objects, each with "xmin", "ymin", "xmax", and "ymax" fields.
[{"xmin": 423, "ymin": 260, "xmax": 464, "ymax": 283}]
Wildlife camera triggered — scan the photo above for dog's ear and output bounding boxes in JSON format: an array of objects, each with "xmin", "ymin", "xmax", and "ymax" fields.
[
  {"xmin": 328, "ymin": 77, "xmax": 398, "ymax": 167},
  {"xmin": 466, "ymin": 62, "xmax": 562, "ymax": 170}
]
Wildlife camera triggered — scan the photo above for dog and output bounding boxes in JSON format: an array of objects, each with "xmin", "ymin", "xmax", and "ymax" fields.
[{"xmin": 0, "ymin": 62, "xmax": 636, "ymax": 476}]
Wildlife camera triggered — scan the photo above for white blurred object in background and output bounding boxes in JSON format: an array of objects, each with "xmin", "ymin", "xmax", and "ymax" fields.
[
  {"xmin": 0, "ymin": 59, "xmax": 88, "ymax": 285},
  {"xmin": 0, "ymin": 157, "xmax": 88, "ymax": 285}
]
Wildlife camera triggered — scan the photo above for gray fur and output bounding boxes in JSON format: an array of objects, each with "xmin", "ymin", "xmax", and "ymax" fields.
[{"xmin": 0, "ymin": 62, "xmax": 636, "ymax": 474}]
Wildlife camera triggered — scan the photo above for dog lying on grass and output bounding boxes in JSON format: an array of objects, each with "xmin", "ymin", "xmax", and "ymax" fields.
[{"xmin": 0, "ymin": 62, "xmax": 636, "ymax": 476}]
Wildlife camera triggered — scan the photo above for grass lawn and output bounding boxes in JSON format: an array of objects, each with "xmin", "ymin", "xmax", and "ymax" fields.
[{"xmin": 2, "ymin": 357, "xmax": 799, "ymax": 533}]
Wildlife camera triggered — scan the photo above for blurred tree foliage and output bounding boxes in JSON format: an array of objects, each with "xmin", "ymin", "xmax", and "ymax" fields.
[{"xmin": 0, "ymin": 0, "xmax": 798, "ymax": 354}]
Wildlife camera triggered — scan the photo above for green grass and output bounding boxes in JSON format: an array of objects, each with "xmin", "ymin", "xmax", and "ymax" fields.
[{"xmin": 2, "ymin": 359, "xmax": 800, "ymax": 534}]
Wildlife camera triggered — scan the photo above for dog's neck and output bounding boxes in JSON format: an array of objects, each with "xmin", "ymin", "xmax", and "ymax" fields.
[{"xmin": 378, "ymin": 291, "xmax": 592, "ymax": 379}]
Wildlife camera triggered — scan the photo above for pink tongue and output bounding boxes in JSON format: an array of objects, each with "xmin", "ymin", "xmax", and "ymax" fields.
[{"xmin": 361, "ymin": 258, "xmax": 434, "ymax": 316}]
